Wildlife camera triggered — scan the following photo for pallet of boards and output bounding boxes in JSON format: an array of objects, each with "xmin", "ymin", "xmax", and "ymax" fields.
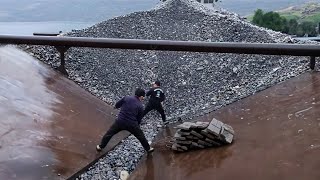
[{"xmin": 171, "ymin": 118, "xmax": 234, "ymax": 152}]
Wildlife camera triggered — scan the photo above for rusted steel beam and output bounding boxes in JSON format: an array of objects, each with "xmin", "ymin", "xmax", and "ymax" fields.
[
  {"xmin": 0, "ymin": 35, "xmax": 318, "ymax": 75},
  {"xmin": 54, "ymin": 46, "xmax": 70, "ymax": 76},
  {"xmin": 0, "ymin": 35, "xmax": 320, "ymax": 56},
  {"xmin": 310, "ymin": 56, "xmax": 316, "ymax": 70},
  {"xmin": 33, "ymin": 32, "xmax": 61, "ymax": 36}
]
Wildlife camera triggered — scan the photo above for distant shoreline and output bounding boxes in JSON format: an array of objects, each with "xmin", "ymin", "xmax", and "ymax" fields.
[{"xmin": 0, "ymin": 21, "xmax": 97, "ymax": 36}]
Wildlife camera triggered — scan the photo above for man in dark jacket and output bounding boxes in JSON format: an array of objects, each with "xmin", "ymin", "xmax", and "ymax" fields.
[
  {"xmin": 96, "ymin": 88, "xmax": 154, "ymax": 153},
  {"xmin": 143, "ymin": 80, "xmax": 167, "ymax": 126}
]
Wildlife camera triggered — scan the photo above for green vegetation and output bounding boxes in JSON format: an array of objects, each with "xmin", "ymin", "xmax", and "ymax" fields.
[
  {"xmin": 277, "ymin": 2, "xmax": 320, "ymax": 21},
  {"xmin": 251, "ymin": 9, "xmax": 318, "ymax": 37},
  {"xmin": 304, "ymin": 13, "xmax": 320, "ymax": 24},
  {"xmin": 247, "ymin": 3, "xmax": 320, "ymax": 37},
  {"xmin": 280, "ymin": 13, "xmax": 299, "ymax": 21},
  {"xmin": 252, "ymin": 10, "xmax": 287, "ymax": 32}
]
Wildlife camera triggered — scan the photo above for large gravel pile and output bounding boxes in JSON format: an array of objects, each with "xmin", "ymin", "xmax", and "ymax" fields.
[{"xmin": 21, "ymin": 0, "xmax": 316, "ymax": 179}]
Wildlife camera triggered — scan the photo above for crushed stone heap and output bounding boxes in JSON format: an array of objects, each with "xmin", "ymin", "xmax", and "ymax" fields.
[
  {"xmin": 172, "ymin": 118, "xmax": 234, "ymax": 152},
  {"xmin": 23, "ymin": 0, "xmax": 312, "ymax": 122}
]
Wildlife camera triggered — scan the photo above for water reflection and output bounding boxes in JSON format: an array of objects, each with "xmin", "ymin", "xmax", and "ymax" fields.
[
  {"xmin": 167, "ymin": 147, "xmax": 232, "ymax": 177},
  {"xmin": 0, "ymin": 45, "xmax": 125, "ymax": 179},
  {"xmin": 0, "ymin": 46, "xmax": 61, "ymax": 179},
  {"xmin": 149, "ymin": 127, "xmax": 233, "ymax": 179}
]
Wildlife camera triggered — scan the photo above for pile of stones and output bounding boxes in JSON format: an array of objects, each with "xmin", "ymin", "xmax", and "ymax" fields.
[{"xmin": 172, "ymin": 118, "xmax": 234, "ymax": 152}]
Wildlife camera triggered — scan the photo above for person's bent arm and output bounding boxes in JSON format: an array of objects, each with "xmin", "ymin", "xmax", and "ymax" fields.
[
  {"xmin": 146, "ymin": 89, "xmax": 153, "ymax": 97},
  {"xmin": 137, "ymin": 106, "xmax": 144, "ymax": 124},
  {"xmin": 115, "ymin": 97, "xmax": 125, "ymax": 109},
  {"xmin": 160, "ymin": 92, "xmax": 165, "ymax": 102}
]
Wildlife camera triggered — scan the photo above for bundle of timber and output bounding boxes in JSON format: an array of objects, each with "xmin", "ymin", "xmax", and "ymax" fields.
[{"xmin": 172, "ymin": 118, "xmax": 234, "ymax": 152}]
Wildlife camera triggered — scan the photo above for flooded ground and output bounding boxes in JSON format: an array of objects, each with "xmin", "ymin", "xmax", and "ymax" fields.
[{"xmin": 0, "ymin": 46, "xmax": 128, "ymax": 179}]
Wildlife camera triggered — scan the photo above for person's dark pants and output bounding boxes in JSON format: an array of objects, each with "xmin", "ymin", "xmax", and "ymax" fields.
[
  {"xmin": 143, "ymin": 102, "xmax": 166, "ymax": 123},
  {"xmin": 99, "ymin": 120, "xmax": 150, "ymax": 151}
]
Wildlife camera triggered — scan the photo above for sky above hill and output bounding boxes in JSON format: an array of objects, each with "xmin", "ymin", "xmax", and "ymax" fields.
[{"xmin": 1, "ymin": 0, "xmax": 320, "ymax": 22}]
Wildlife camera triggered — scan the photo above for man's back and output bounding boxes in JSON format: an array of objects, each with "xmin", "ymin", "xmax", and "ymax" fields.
[
  {"xmin": 147, "ymin": 87, "xmax": 165, "ymax": 103},
  {"xmin": 97, "ymin": 88, "xmax": 153, "ymax": 153},
  {"xmin": 116, "ymin": 96, "xmax": 143, "ymax": 124}
]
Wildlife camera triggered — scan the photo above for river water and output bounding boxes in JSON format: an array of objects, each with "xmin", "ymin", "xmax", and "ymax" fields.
[{"xmin": 0, "ymin": 21, "xmax": 96, "ymax": 35}]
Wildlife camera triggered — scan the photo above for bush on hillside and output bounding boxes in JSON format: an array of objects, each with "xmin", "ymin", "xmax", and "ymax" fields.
[{"xmin": 252, "ymin": 9, "xmax": 318, "ymax": 37}]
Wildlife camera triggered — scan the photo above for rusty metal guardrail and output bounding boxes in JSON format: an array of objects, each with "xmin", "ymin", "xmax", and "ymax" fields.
[{"xmin": 0, "ymin": 35, "xmax": 318, "ymax": 76}]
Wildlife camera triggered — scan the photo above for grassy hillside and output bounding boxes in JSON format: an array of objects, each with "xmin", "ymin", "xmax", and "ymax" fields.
[
  {"xmin": 220, "ymin": 0, "xmax": 320, "ymax": 16},
  {"xmin": 247, "ymin": 2, "xmax": 320, "ymax": 23},
  {"xmin": 278, "ymin": 2, "xmax": 320, "ymax": 22}
]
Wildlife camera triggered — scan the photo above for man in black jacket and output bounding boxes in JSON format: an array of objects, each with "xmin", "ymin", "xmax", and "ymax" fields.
[
  {"xmin": 96, "ymin": 88, "xmax": 154, "ymax": 153},
  {"xmin": 143, "ymin": 80, "xmax": 167, "ymax": 126}
]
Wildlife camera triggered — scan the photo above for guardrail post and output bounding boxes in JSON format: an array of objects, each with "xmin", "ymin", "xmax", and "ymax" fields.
[
  {"xmin": 55, "ymin": 46, "xmax": 70, "ymax": 76},
  {"xmin": 310, "ymin": 56, "xmax": 316, "ymax": 70}
]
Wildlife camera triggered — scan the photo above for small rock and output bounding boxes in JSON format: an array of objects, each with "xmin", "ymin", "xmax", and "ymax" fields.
[
  {"xmin": 196, "ymin": 67, "xmax": 204, "ymax": 71},
  {"xmin": 75, "ymin": 77, "xmax": 83, "ymax": 83}
]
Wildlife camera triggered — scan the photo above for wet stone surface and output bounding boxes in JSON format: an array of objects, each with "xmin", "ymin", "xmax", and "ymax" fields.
[
  {"xmin": 129, "ymin": 72, "xmax": 320, "ymax": 180},
  {"xmin": 0, "ymin": 46, "xmax": 128, "ymax": 180}
]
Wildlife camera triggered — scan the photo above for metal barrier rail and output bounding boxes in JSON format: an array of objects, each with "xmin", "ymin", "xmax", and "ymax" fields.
[{"xmin": 0, "ymin": 35, "xmax": 318, "ymax": 75}]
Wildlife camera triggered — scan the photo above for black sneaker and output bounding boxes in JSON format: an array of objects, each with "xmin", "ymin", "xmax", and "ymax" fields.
[
  {"xmin": 96, "ymin": 145, "xmax": 102, "ymax": 152},
  {"xmin": 147, "ymin": 147, "xmax": 154, "ymax": 153}
]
